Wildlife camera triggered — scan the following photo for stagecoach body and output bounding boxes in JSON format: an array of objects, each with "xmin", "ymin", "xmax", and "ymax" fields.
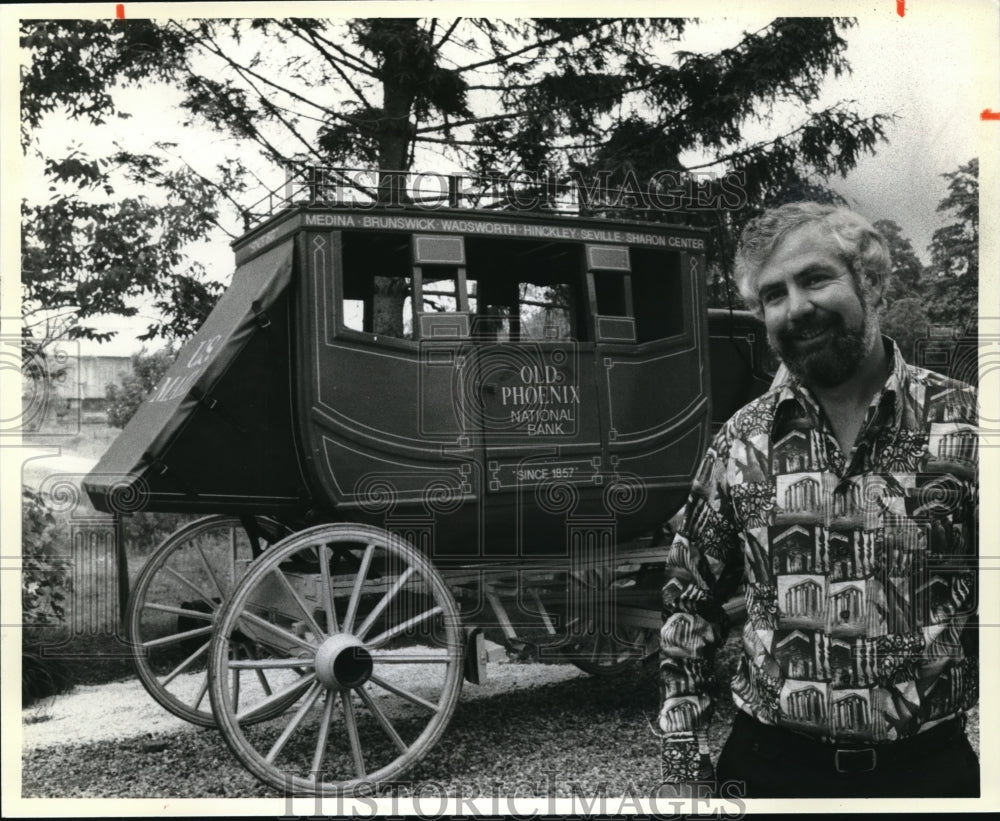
[
  {"xmin": 86, "ymin": 206, "xmax": 718, "ymax": 556},
  {"xmin": 82, "ymin": 196, "xmax": 775, "ymax": 795}
]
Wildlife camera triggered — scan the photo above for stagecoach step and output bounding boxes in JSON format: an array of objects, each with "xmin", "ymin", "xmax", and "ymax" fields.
[{"xmin": 463, "ymin": 627, "xmax": 507, "ymax": 685}]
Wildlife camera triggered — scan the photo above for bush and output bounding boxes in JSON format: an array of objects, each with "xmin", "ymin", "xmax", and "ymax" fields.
[
  {"xmin": 22, "ymin": 486, "xmax": 72, "ymax": 628},
  {"xmin": 105, "ymin": 347, "xmax": 177, "ymax": 428},
  {"xmin": 22, "ymin": 486, "xmax": 74, "ymax": 705},
  {"xmin": 22, "ymin": 649, "xmax": 71, "ymax": 706},
  {"xmin": 126, "ymin": 510, "xmax": 193, "ymax": 555}
]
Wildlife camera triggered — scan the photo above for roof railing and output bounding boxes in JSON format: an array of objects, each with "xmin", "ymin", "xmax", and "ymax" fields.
[{"xmin": 241, "ymin": 166, "xmax": 731, "ymax": 230}]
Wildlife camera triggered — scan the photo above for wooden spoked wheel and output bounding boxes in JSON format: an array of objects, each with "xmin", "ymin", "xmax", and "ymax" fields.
[
  {"xmin": 207, "ymin": 524, "xmax": 465, "ymax": 795},
  {"xmin": 562, "ymin": 566, "xmax": 658, "ymax": 676},
  {"xmin": 127, "ymin": 515, "xmax": 295, "ymax": 726}
]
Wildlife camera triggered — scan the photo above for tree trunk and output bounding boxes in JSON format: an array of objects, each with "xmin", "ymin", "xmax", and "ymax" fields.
[
  {"xmin": 372, "ymin": 275, "xmax": 409, "ymax": 337},
  {"xmin": 376, "ymin": 22, "xmax": 419, "ymax": 206}
]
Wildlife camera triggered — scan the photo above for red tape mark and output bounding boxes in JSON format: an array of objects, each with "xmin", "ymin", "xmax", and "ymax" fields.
[
  {"xmin": 897, "ymin": 0, "xmax": 905, "ymax": 16},
  {"xmin": 981, "ymin": 109, "xmax": 1000, "ymax": 121},
  {"xmin": 116, "ymin": 3, "xmax": 124, "ymax": 18}
]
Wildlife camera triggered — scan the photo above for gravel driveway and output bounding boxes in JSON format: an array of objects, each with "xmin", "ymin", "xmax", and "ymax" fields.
[
  {"xmin": 20, "ymin": 657, "xmax": 980, "ymax": 801},
  {"xmin": 22, "ymin": 660, "xmax": 665, "ymax": 799}
]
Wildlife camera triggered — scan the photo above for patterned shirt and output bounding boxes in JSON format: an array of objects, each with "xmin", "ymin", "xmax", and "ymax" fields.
[{"xmin": 658, "ymin": 338, "xmax": 978, "ymax": 783}]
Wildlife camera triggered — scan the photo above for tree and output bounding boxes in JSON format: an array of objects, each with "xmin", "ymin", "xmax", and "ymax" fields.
[
  {"xmin": 881, "ymin": 296, "xmax": 930, "ymax": 365},
  {"xmin": 21, "ymin": 17, "xmax": 891, "ymax": 340},
  {"xmin": 924, "ymin": 159, "xmax": 978, "ymax": 337},
  {"xmin": 19, "ymin": 21, "xmax": 228, "ymax": 354},
  {"xmin": 873, "ymin": 219, "xmax": 925, "ymax": 303},
  {"xmin": 20, "ymin": 154, "xmax": 227, "ymax": 345}
]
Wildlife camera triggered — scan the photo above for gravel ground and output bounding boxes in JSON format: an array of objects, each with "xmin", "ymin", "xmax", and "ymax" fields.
[
  {"xmin": 20, "ymin": 660, "xmax": 588, "ymax": 753},
  {"xmin": 20, "ymin": 650, "xmax": 980, "ymax": 800},
  {"xmin": 22, "ymin": 659, "xmax": 652, "ymax": 798}
]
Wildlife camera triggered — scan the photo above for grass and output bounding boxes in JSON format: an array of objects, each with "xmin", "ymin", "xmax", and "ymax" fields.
[{"xmin": 23, "ymin": 423, "xmax": 120, "ymax": 461}]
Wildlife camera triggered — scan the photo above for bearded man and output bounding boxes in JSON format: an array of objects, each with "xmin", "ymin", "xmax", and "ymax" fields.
[{"xmin": 657, "ymin": 202, "xmax": 979, "ymax": 798}]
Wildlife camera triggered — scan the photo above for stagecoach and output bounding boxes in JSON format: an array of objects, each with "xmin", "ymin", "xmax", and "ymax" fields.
[{"xmin": 83, "ymin": 170, "xmax": 775, "ymax": 794}]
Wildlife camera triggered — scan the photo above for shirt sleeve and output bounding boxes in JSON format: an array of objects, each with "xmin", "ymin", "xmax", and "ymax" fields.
[{"xmin": 658, "ymin": 422, "xmax": 745, "ymax": 783}]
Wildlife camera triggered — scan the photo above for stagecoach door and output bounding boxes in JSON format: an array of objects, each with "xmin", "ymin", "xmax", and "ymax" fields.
[
  {"xmin": 459, "ymin": 234, "xmax": 605, "ymax": 559},
  {"xmin": 296, "ymin": 227, "xmax": 484, "ymax": 562}
]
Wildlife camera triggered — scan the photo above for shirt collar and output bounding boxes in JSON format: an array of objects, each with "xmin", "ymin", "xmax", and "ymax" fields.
[{"xmin": 770, "ymin": 337, "xmax": 914, "ymax": 440}]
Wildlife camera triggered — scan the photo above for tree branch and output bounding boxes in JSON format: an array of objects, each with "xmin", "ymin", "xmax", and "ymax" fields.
[
  {"xmin": 287, "ymin": 23, "xmax": 375, "ymax": 110},
  {"xmin": 296, "ymin": 23, "xmax": 380, "ymax": 77},
  {"xmin": 413, "ymin": 77, "xmax": 661, "ymax": 135},
  {"xmin": 453, "ymin": 20, "xmax": 615, "ymax": 73},
  {"xmin": 433, "ymin": 18, "xmax": 463, "ymax": 53},
  {"xmin": 172, "ymin": 21, "xmax": 366, "ymax": 131}
]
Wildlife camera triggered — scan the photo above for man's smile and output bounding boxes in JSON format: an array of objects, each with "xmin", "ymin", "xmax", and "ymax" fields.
[{"xmin": 781, "ymin": 319, "xmax": 837, "ymax": 349}]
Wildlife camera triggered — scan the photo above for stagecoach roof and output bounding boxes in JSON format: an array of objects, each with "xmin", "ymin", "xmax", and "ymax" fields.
[{"xmin": 233, "ymin": 204, "xmax": 710, "ymax": 265}]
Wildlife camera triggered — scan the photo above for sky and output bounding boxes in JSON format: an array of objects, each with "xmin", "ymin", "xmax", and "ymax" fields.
[
  {"xmin": 5, "ymin": 1, "xmax": 1000, "ymax": 357},
  {"xmin": 817, "ymin": 7, "xmax": 993, "ymax": 256}
]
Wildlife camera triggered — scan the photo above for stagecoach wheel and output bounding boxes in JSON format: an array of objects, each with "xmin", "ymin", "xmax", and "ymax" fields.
[
  {"xmin": 207, "ymin": 524, "xmax": 464, "ymax": 795},
  {"xmin": 127, "ymin": 514, "xmax": 297, "ymax": 726},
  {"xmin": 563, "ymin": 566, "xmax": 658, "ymax": 676}
]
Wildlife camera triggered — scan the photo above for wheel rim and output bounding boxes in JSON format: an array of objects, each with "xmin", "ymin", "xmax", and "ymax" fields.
[
  {"xmin": 127, "ymin": 515, "xmax": 292, "ymax": 726},
  {"xmin": 208, "ymin": 524, "xmax": 464, "ymax": 795}
]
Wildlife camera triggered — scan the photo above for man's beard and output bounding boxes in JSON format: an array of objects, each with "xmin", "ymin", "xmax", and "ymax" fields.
[{"xmin": 771, "ymin": 306, "xmax": 878, "ymax": 389}]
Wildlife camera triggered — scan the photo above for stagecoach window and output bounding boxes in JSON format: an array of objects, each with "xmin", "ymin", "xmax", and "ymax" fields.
[
  {"xmin": 465, "ymin": 236, "xmax": 584, "ymax": 341},
  {"xmin": 420, "ymin": 276, "xmax": 460, "ymax": 313},
  {"xmin": 592, "ymin": 271, "xmax": 628, "ymax": 316},
  {"xmin": 340, "ymin": 232, "xmax": 414, "ymax": 339},
  {"xmin": 630, "ymin": 247, "xmax": 685, "ymax": 342},
  {"xmin": 519, "ymin": 283, "xmax": 573, "ymax": 340}
]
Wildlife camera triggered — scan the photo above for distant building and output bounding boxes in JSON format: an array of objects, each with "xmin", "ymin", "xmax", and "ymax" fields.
[{"xmin": 22, "ymin": 354, "xmax": 132, "ymax": 429}]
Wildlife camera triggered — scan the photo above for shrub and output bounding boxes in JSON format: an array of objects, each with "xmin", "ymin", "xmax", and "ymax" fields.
[
  {"xmin": 22, "ymin": 486, "xmax": 72, "ymax": 628},
  {"xmin": 22, "ymin": 486, "xmax": 74, "ymax": 705},
  {"xmin": 105, "ymin": 346, "xmax": 177, "ymax": 428},
  {"xmin": 126, "ymin": 510, "xmax": 193, "ymax": 555},
  {"xmin": 22, "ymin": 649, "xmax": 71, "ymax": 706}
]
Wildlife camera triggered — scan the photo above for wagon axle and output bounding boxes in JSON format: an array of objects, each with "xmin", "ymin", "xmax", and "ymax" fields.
[{"xmin": 314, "ymin": 635, "xmax": 374, "ymax": 690}]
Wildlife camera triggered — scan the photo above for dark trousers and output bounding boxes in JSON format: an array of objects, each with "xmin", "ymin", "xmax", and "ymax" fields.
[{"xmin": 716, "ymin": 711, "xmax": 980, "ymax": 799}]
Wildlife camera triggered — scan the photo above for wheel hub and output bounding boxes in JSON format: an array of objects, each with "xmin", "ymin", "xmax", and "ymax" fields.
[{"xmin": 314, "ymin": 634, "xmax": 373, "ymax": 689}]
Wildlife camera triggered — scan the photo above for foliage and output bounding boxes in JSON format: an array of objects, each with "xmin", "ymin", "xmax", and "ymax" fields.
[
  {"xmin": 104, "ymin": 348, "xmax": 192, "ymax": 546},
  {"xmin": 21, "ymin": 17, "xmax": 893, "ymax": 340},
  {"xmin": 128, "ymin": 511, "xmax": 194, "ymax": 556},
  {"xmin": 873, "ymin": 219, "xmax": 924, "ymax": 303},
  {"xmin": 881, "ymin": 296, "xmax": 930, "ymax": 365},
  {"xmin": 21, "ymin": 151, "xmax": 228, "ymax": 348},
  {"xmin": 20, "ymin": 20, "xmax": 189, "ymax": 145},
  {"xmin": 872, "ymin": 161, "xmax": 978, "ymax": 381},
  {"xmin": 20, "ymin": 21, "xmax": 230, "ymax": 353},
  {"xmin": 22, "ymin": 486, "xmax": 72, "ymax": 628},
  {"xmin": 105, "ymin": 347, "xmax": 178, "ymax": 428},
  {"xmin": 22, "ymin": 649, "xmax": 72, "ymax": 707},
  {"xmin": 925, "ymin": 159, "xmax": 978, "ymax": 338}
]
